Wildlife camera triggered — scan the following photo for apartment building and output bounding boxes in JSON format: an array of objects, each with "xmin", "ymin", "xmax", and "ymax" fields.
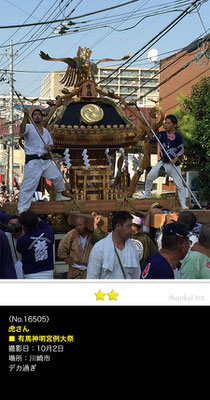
[
  {"xmin": 40, "ymin": 66, "xmax": 160, "ymax": 106},
  {"xmin": 95, "ymin": 65, "xmax": 159, "ymax": 107},
  {"xmin": 40, "ymin": 71, "xmax": 67, "ymax": 98}
]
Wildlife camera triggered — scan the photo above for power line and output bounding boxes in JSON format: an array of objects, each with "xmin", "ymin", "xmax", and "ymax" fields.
[
  {"xmin": 1, "ymin": 0, "xmax": 206, "ymax": 98},
  {"xmin": 160, "ymin": 67, "xmax": 210, "ymax": 111},
  {"xmin": 11, "ymin": 1, "xmax": 85, "ymax": 93},
  {"xmin": 195, "ymin": 3, "xmax": 208, "ymax": 35},
  {"xmin": 0, "ymin": 0, "xmax": 61, "ymax": 69},
  {"xmin": 0, "ymin": 46, "xmax": 185, "ymax": 74},
  {"xmin": 0, "ymin": 0, "xmax": 70, "ymax": 71},
  {"xmin": 0, "ymin": 0, "xmax": 45, "ymax": 48},
  {"xmin": 121, "ymin": 31, "xmax": 209, "ymax": 103},
  {"xmin": 98, "ymin": 0, "xmax": 204, "ymax": 90},
  {"xmin": 88, "ymin": 0, "xmax": 194, "ymax": 33},
  {"xmin": 0, "ymin": 1, "xmax": 196, "ymax": 50},
  {"xmin": 88, "ymin": 0, "xmax": 152, "ymax": 50},
  {"xmin": 14, "ymin": 2, "xmax": 71, "ymax": 68},
  {"xmin": 0, "ymin": 0, "xmax": 196, "ymax": 55},
  {"xmin": 122, "ymin": 52, "xmax": 188, "ymax": 101},
  {"xmin": 0, "ymin": 0, "xmax": 140, "ymax": 29}
]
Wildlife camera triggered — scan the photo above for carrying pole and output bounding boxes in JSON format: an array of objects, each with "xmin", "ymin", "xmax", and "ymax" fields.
[{"xmin": 14, "ymin": 88, "xmax": 73, "ymax": 195}]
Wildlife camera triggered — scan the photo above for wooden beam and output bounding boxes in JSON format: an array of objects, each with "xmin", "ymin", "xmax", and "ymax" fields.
[
  {"xmin": 185, "ymin": 209, "xmax": 210, "ymax": 224},
  {"xmin": 150, "ymin": 209, "xmax": 210, "ymax": 227},
  {"xmin": 3, "ymin": 199, "xmax": 209, "ymax": 228},
  {"xmin": 150, "ymin": 212, "xmax": 178, "ymax": 228},
  {"xmin": 3, "ymin": 197, "xmax": 180, "ymax": 214}
]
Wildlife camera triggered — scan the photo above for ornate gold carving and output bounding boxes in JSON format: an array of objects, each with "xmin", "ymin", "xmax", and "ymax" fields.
[{"xmin": 80, "ymin": 104, "xmax": 104, "ymax": 124}]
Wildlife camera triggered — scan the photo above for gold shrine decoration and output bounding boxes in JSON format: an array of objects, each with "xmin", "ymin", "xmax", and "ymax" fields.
[
  {"xmin": 81, "ymin": 80, "xmax": 98, "ymax": 98},
  {"xmin": 40, "ymin": 46, "xmax": 131, "ymax": 87},
  {"xmin": 80, "ymin": 104, "xmax": 104, "ymax": 124},
  {"xmin": 38, "ymin": 45, "xmax": 166, "ymax": 199}
]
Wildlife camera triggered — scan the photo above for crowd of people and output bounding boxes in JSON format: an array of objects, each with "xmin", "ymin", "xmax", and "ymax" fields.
[
  {"xmin": 1, "ymin": 205, "xmax": 209, "ymax": 280},
  {"xmin": 3, "ymin": 107, "xmax": 206, "ymax": 279},
  {"xmin": 0, "ymin": 188, "xmax": 20, "ymax": 207}
]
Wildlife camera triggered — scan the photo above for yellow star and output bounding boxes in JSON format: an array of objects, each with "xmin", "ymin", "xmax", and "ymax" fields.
[
  {"xmin": 95, "ymin": 289, "xmax": 106, "ymax": 301},
  {"xmin": 107, "ymin": 289, "xmax": 119, "ymax": 301}
]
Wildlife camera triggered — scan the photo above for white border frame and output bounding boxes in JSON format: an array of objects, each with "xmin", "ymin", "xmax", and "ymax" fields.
[{"xmin": 0, "ymin": 280, "xmax": 209, "ymax": 306}]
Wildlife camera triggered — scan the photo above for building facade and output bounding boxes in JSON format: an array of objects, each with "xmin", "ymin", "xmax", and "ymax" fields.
[
  {"xmin": 40, "ymin": 71, "xmax": 67, "ymax": 98},
  {"xmin": 159, "ymin": 36, "xmax": 210, "ymax": 113},
  {"xmin": 95, "ymin": 65, "xmax": 159, "ymax": 107},
  {"xmin": 40, "ymin": 66, "xmax": 160, "ymax": 106}
]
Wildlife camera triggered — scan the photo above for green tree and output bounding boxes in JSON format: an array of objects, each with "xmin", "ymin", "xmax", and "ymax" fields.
[{"xmin": 173, "ymin": 76, "xmax": 210, "ymax": 202}]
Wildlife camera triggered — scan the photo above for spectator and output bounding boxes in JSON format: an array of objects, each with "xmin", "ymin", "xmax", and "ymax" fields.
[
  {"xmin": 0, "ymin": 192, "xmax": 6, "ymax": 206},
  {"xmin": 180, "ymin": 223, "xmax": 210, "ymax": 279},
  {"xmin": 87, "ymin": 211, "xmax": 140, "ymax": 279},
  {"xmin": 141, "ymin": 222, "xmax": 190, "ymax": 279},
  {"xmin": 0, "ymin": 229, "xmax": 17, "ymax": 279},
  {"xmin": 130, "ymin": 214, "xmax": 158, "ymax": 267},
  {"xmin": 57, "ymin": 215, "xmax": 93, "ymax": 279},
  {"xmin": 172, "ymin": 210, "xmax": 201, "ymax": 278},
  {"xmin": 0, "ymin": 209, "xmax": 11, "ymax": 227},
  {"xmin": 5, "ymin": 215, "xmax": 23, "ymax": 279},
  {"xmin": 178, "ymin": 211, "xmax": 198, "ymax": 247},
  {"xmin": 16, "ymin": 210, "xmax": 54, "ymax": 279},
  {"xmin": 92, "ymin": 212, "xmax": 157, "ymax": 267},
  {"xmin": 0, "ymin": 181, "xmax": 6, "ymax": 193},
  {"xmin": 150, "ymin": 210, "xmax": 197, "ymax": 278},
  {"xmin": 9, "ymin": 189, "xmax": 20, "ymax": 202}
]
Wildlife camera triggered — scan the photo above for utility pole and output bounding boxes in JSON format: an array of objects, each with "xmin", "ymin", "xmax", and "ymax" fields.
[{"xmin": 9, "ymin": 39, "xmax": 14, "ymax": 194}]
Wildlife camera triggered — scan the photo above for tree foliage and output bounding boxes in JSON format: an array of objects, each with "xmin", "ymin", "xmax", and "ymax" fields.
[{"xmin": 173, "ymin": 76, "xmax": 210, "ymax": 202}]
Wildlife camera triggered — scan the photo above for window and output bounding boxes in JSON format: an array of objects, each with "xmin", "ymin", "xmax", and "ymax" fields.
[
  {"xmin": 120, "ymin": 78, "xmax": 139, "ymax": 85},
  {"xmin": 120, "ymin": 70, "xmax": 139, "ymax": 77},
  {"xmin": 141, "ymin": 69, "xmax": 159, "ymax": 78},
  {"xmin": 120, "ymin": 87, "xmax": 132, "ymax": 93},
  {"xmin": 100, "ymin": 69, "xmax": 117, "ymax": 77}
]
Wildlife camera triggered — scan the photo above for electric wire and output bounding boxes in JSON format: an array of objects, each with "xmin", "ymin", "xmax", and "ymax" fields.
[
  {"xmin": 11, "ymin": 1, "xmax": 70, "ymax": 65},
  {"xmin": 0, "ymin": 47, "xmax": 186, "ymax": 74},
  {"xmin": 104, "ymin": 30, "xmax": 208, "ymax": 107},
  {"xmin": 0, "ymin": 0, "xmax": 207, "ymax": 97},
  {"xmin": 89, "ymin": 0, "xmax": 152, "ymax": 50},
  {"xmin": 0, "ymin": 0, "xmax": 72, "ymax": 97},
  {"xmin": 0, "ymin": 0, "xmax": 71, "ymax": 71},
  {"xmin": 14, "ymin": 0, "xmax": 85, "ymax": 92},
  {"xmin": 0, "ymin": 0, "xmax": 199, "ymax": 79},
  {"xmin": 14, "ymin": 0, "xmax": 83, "ymax": 63},
  {"xmin": 0, "ymin": 0, "xmax": 45, "ymax": 48},
  {"xmin": 0, "ymin": 0, "xmax": 62, "ymax": 70},
  {"xmin": 0, "ymin": 0, "xmax": 195, "ymax": 49},
  {"xmin": 0, "ymin": 0, "xmax": 141, "ymax": 29},
  {"xmin": 98, "ymin": 0, "xmax": 204, "ymax": 90}
]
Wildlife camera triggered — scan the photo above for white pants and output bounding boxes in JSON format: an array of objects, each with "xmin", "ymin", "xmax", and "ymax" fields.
[
  {"xmin": 18, "ymin": 159, "xmax": 65, "ymax": 213},
  {"xmin": 24, "ymin": 270, "xmax": 54, "ymax": 279},
  {"xmin": 145, "ymin": 160, "xmax": 186, "ymax": 206}
]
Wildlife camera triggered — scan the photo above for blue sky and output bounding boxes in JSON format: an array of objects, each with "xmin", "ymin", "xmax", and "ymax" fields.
[{"xmin": 0, "ymin": 0, "xmax": 209, "ymax": 97}]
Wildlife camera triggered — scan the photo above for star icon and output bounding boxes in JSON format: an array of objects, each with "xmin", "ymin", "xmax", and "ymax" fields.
[
  {"xmin": 95, "ymin": 289, "xmax": 106, "ymax": 301},
  {"xmin": 107, "ymin": 289, "xmax": 119, "ymax": 301}
]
